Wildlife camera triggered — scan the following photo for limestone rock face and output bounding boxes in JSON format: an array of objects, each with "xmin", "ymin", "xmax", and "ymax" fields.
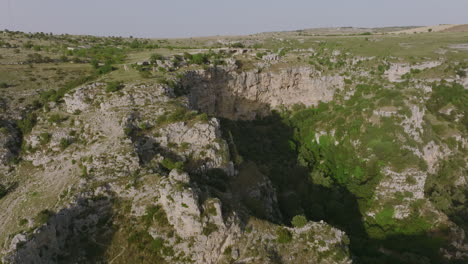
[
  {"xmin": 63, "ymin": 83, "xmax": 103, "ymax": 114},
  {"xmin": 158, "ymin": 169, "xmax": 204, "ymax": 238},
  {"xmin": 1, "ymin": 70, "xmax": 350, "ymax": 264},
  {"xmin": 385, "ymin": 61, "xmax": 442, "ymax": 82},
  {"xmin": 153, "ymin": 118, "xmax": 233, "ymax": 173},
  {"xmin": 182, "ymin": 67, "xmax": 344, "ymax": 120}
]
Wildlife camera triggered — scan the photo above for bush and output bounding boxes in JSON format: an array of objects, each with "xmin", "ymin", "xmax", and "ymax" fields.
[
  {"xmin": 142, "ymin": 205, "xmax": 169, "ymax": 228},
  {"xmin": 150, "ymin": 237, "xmax": 165, "ymax": 251},
  {"xmin": 39, "ymin": 132, "xmax": 51, "ymax": 145},
  {"xmin": 0, "ymin": 82, "xmax": 9, "ymax": 88},
  {"xmin": 456, "ymin": 69, "xmax": 467, "ymax": 78},
  {"xmin": 0, "ymin": 184, "xmax": 7, "ymax": 199},
  {"xmin": 96, "ymin": 62, "xmax": 114, "ymax": 75},
  {"xmin": 276, "ymin": 227, "xmax": 292, "ymax": 243},
  {"xmin": 202, "ymin": 222, "xmax": 218, "ymax": 236},
  {"xmin": 291, "ymin": 215, "xmax": 307, "ymax": 228},
  {"xmin": 23, "ymin": 41, "xmax": 33, "ymax": 49},
  {"xmin": 16, "ymin": 113, "xmax": 37, "ymax": 135},
  {"xmin": 106, "ymin": 81, "xmax": 123, "ymax": 92},
  {"xmin": 35, "ymin": 209, "xmax": 53, "ymax": 225},
  {"xmin": 59, "ymin": 138, "xmax": 71, "ymax": 150},
  {"xmin": 229, "ymin": 42, "xmax": 244, "ymax": 48},
  {"xmin": 150, "ymin": 53, "xmax": 165, "ymax": 64},
  {"xmin": 48, "ymin": 114, "xmax": 67, "ymax": 123},
  {"xmin": 160, "ymin": 158, "xmax": 184, "ymax": 171},
  {"xmin": 40, "ymin": 75, "xmax": 95, "ymax": 104},
  {"xmin": 189, "ymin": 53, "xmax": 209, "ymax": 65},
  {"xmin": 256, "ymin": 52, "xmax": 266, "ymax": 59}
]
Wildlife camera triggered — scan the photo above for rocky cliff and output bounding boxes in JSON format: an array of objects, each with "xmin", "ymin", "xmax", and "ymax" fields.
[
  {"xmin": 0, "ymin": 80, "xmax": 352, "ymax": 264},
  {"xmin": 182, "ymin": 65, "xmax": 344, "ymax": 120}
]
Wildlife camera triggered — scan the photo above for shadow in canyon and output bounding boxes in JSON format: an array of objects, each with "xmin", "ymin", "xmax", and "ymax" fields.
[
  {"xmin": 5, "ymin": 195, "xmax": 115, "ymax": 264},
  {"xmin": 180, "ymin": 67, "xmax": 464, "ymax": 263},
  {"xmin": 220, "ymin": 112, "xmax": 457, "ymax": 264}
]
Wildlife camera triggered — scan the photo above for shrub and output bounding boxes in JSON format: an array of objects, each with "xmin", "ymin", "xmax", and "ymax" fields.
[
  {"xmin": 59, "ymin": 138, "xmax": 71, "ymax": 150},
  {"xmin": 35, "ymin": 209, "xmax": 53, "ymax": 225},
  {"xmin": 19, "ymin": 218, "xmax": 28, "ymax": 226},
  {"xmin": 16, "ymin": 113, "xmax": 37, "ymax": 135},
  {"xmin": 39, "ymin": 132, "xmax": 51, "ymax": 145},
  {"xmin": 150, "ymin": 206, "xmax": 170, "ymax": 227},
  {"xmin": 40, "ymin": 75, "xmax": 95, "ymax": 103},
  {"xmin": 150, "ymin": 237, "xmax": 165, "ymax": 252},
  {"xmin": 456, "ymin": 69, "xmax": 466, "ymax": 78},
  {"xmin": 106, "ymin": 81, "xmax": 123, "ymax": 92},
  {"xmin": 230, "ymin": 42, "xmax": 245, "ymax": 48},
  {"xmin": 276, "ymin": 227, "xmax": 292, "ymax": 243},
  {"xmin": 0, "ymin": 184, "xmax": 7, "ymax": 199},
  {"xmin": 278, "ymin": 48, "xmax": 288, "ymax": 57},
  {"xmin": 150, "ymin": 53, "xmax": 165, "ymax": 64},
  {"xmin": 0, "ymin": 82, "xmax": 9, "ymax": 88},
  {"xmin": 160, "ymin": 158, "xmax": 184, "ymax": 171},
  {"xmin": 202, "ymin": 222, "xmax": 218, "ymax": 236},
  {"xmin": 256, "ymin": 52, "xmax": 266, "ymax": 59},
  {"xmin": 96, "ymin": 63, "xmax": 114, "ymax": 75},
  {"xmin": 23, "ymin": 41, "xmax": 33, "ymax": 49},
  {"xmin": 291, "ymin": 215, "xmax": 307, "ymax": 228},
  {"xmin": 190, "ymin": 53, "xmax": 209, "ymax": 65},
  {"xmin": 48, "ymin": 114, "xmax": 67, "ymax": 123}
]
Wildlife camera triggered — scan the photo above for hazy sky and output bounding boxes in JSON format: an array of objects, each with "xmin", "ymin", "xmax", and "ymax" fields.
[{"xmin": 1, "ymin": 0, "xmax": 467, "ymax": 38}]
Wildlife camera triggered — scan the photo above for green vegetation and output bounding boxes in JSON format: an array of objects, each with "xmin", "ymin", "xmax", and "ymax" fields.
[
  {"xmin": 126, "ymin": 231, "xmax": 170, "ymax": 261},
  {"xmin": 221, "ymin": 92, "xmax": 457, "ymax": 263},
  {"xmin": 34, "ymin": 209, "xmax": 54, "ymax": 226},
  {"xmin": 0, "ymin": 184, "xmax": 7, "ymax": 199},
  {"xmin": 39, "ymin": 75, "xmax": 96, "ymax": 104},
  {"xmin": 426, "ymin": 157, "xmax": 468, "ymax": 233},
  {"xmin": 48, "ymin": 113, "xmax": 67, "ymax": 123},
  {"xmin": 160, "ymin": 158, "xmax": 184, "ymax": 171},
  {"xmin": 291, "ymin": 215, "xmax": 307, "ymax": 228},
  {"xmin": 59, "ymin": 138, "xmax": 72, "ymax": 150},
  {"xmin": 150, "ymin": 53, "xmax": 165, "ymax": 63},
  {"xmin": 105, "ymin": 81, "xmax": 123, "ymax": 92},
  {"xmin": 39, "ymin": 132, "xmax": 52, "ymax": 145},
  {"xmin": 156, "ymin": 106, "xmax": 199, "ymax": 124},
  {"xmin": 276, "ymin": 227, "xmax": 292, "ymax": 243},
  {"xmin": 16, "ymin": 113, "xmax": 37, "ymax": 135},
  {"xmin": 142, "ymin": 205, "xmax": 170, "ymax": 228},
  {"xmin": 202, "ymin": 222, "xmax": 218, "ymax": 236}
]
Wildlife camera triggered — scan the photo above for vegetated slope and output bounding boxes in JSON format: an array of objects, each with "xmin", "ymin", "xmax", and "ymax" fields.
[{"xmin": 0, "ymin": 28, "xmax": 467, "ymax": 264}]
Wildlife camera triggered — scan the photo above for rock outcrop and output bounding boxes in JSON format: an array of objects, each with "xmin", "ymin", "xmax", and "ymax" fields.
[{"xmin": 182, "ymin": 67, "xmax": 344, "ymax": 119}]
